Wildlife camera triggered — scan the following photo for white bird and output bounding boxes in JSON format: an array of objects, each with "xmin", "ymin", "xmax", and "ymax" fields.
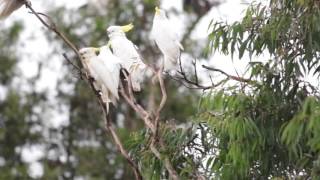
[
  {"xmin": 151, "ymin": 7, "xmax": 184, "ymax": 72},
  {"xmin": 0, "ymin": 0, "xmax": 28, "ymax": 19},
  {"xmin": 107, "ymin": 23, "xmax": 147, "ymax": 92},
  {"xmin": 79, "ymin": 46, "xmax": 121, "ymax": 113}
]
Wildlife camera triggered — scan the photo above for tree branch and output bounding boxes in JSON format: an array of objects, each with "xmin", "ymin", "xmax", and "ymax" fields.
[
  {"xmin": 201, "ymin": 65, "xmax": 254, "ymax": 83},
  {"xmin": 174, "ymin": 57, "xmax": 226, "ymax": 90}
]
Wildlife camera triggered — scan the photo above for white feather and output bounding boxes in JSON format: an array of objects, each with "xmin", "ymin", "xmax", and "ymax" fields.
[
  {"xmin": 151, "ymin": 8, "xmax": 184, "ymax": 71},
  {"xmin": 97, "ymin": 45, "xmax": 121, "ymax": 100},
  {"xmin": 79, "ymin": 47, "xmax": 121, "ymax": 113}
]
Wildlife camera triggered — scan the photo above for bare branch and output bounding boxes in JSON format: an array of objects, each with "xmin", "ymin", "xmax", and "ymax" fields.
[
  {"xmin": 62, "ymin": 53, "xmax": 82, "ymax": 72},
  {"xmin": 154, "ymin": 70, "xmax": 167, "ymax": 139},
  {"xmin": 156, "ymin": 69, "xmax": 167, "ymax": 115},
  {"xmin": 193, "ymin": 59, "xmax": 199, "ymax": 85},
  {"xmin": 173, "ymin": 58, "xmax": 225, "ymax": 90},
  {"xmin": 202, "ymin": 65, "xmax": 254, "ymax": 83}
]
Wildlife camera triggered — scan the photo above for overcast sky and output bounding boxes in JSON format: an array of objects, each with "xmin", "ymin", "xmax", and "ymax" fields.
[{"xmin": 1, "ymin": 0, "xmax": 318, "ymax": 178}]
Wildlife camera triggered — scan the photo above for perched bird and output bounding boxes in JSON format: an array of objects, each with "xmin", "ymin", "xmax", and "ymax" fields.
[
  {"xmin": 79, "ymin": 46, "xmax": 121, "ymax": 113},
  {"xmin": 151, "ymin": 7, "xmax": 184, "ymax": 72},
  {"xmin": 107, "ymin": 23, "xmax": 147, "ymax": 92},
  {"xmin": 0, "ymin": 0, "xmax": 28, "ymax": 19}
]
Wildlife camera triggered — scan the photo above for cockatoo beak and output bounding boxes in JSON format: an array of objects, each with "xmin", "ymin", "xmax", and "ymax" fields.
[
  {"xmin": 155, "ymin": 7, "xmax": 161, "ymax": 15},
  {"xmin": 121, "ymin": 23, "xmax": 134, "ymax": 32}
]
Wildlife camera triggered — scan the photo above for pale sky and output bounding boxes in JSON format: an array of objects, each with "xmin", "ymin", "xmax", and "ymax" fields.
[{"xmin": 2, "ymin": 0, "xmax": 318, "ymax": 178}]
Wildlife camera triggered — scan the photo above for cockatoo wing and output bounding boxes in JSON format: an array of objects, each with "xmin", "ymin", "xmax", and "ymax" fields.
[
  {"xmin": 0, "ymin": 0, "xmax": 24, "ymax": 19},
  {"xmin": 89, "ymin": 55, "xmax": 119, "ymax": 101},
  {"xmin": 130, "ymin": 62, "xmax": 147, "ymax": 91},
  {"xmin": 79, "ymin": 47, "xmax": 117, "ymax": 113},
  {"xmin": 110, "ymin": 37, "xmax": 145, "ymax": 91},
  {"xmin": 152, "ymin": 14, "xmax": 184, "ymax": 71},
  {"xmin": 111, "ymin": 37, "xmax": 142, "ymax": 69},
  {"xmin": 98, "ymin": 46, "xmax": 121, "ymax": 99},
  {"xmin": 79, "ymin": 47, "xmax": 102, "ymax": 90}
]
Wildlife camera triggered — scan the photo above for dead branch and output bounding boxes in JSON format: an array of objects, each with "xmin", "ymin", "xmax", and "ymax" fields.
[
  {"xmin": 173, "ymin": 56, "xmax": 256, "ymax": 90},
  {"xmin": 201, "ymin": 65, "xmax": 254, "ymax": 83},
  {"xmin": 154, "ymin": 68, "xmax": 167, "ymax": 141},
  {"xmin": 174, "ymin": 57, "xmax": 226, "ymax": 90}
]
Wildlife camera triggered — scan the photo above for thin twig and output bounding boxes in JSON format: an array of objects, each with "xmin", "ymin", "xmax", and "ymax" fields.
[
  {"xmin": 173, "ymin": 57, "xmax": 225, "ymax": 90},
  {"xmin": 202, "ymin": 65, "xmax": 254, "ymax": 83},
  {"xmin": 156, "ymin": 69, "xmax": 167, "ymax": 115},
  {"xmin": 193, "ymin": 59, "xmax": 199, "ymax": 85},
  {"xmin": 62, "ymin": 53, "xmax": 82, "ymax": 72}
]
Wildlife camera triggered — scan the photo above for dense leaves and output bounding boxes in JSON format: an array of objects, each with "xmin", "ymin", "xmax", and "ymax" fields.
[{"xmin": 200, "ymin": 0, "xmax": 320, "ymax": 179}]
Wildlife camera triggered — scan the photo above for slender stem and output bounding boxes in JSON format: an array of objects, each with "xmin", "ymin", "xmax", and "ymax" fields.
[
  {"xmin": 156, "ymin": 69, "xmax": 167, "ymax": 115},
  {"xmin": 201, "ymin": 65, "xmax": 254, "ymax": 83}
]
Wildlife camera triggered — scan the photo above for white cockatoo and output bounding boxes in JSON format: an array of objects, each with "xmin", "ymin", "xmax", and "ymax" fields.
[
  {"xmin": 107, "ymin": 23, "xmax": 147, "ymax": 92},
  {"xmin": 151, "ymin": 7, "xmax": 184, "ymax": 72},
  {"xmin": 79, "ymin": 46, "xmax": 121, "ymax": 113},
  {"xmin": 0, "ymin": 0, "xmax": 28, "ymax": 19}
]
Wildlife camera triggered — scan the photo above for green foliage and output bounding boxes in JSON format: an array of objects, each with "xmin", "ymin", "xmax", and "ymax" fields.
[
  {"xmin": 208, "ymin": 0, "xmax": 320, "ymax": 74},
  {"xmin": 200, "ymin": 0, "xmax": 320, "ymax": 179},
  {"xmin": 281, "ymin": 97, "xmax": 320, "ymax": 176},
  {"xmin": 0, "ymin": 22, "xmax": 23, "ymax": 84},
  {"xmin": 126, "ymin": 124, "xmax": 201, "ymax": 179}
]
